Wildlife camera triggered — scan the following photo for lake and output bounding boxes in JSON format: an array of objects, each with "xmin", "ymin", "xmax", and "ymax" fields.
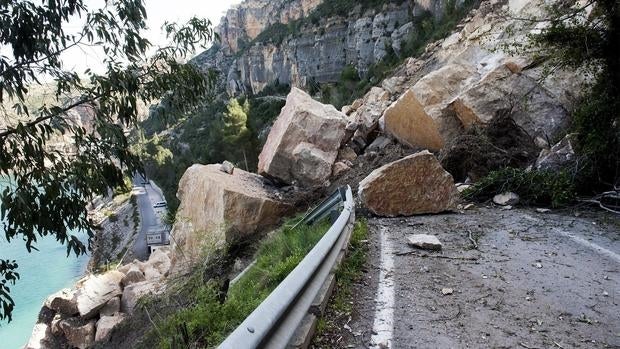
[{"xmin": 0, "ymin": 182, "xmax": 89, "ymax": 349}]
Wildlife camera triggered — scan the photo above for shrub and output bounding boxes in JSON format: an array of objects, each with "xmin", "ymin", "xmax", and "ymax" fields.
[
  {"xmin": 570, "ymin": 77, "xmax": 620, "ymax": 193},
  {"xmin": 463, "ymin": 167, "xmax": 576, "ymax": 207},
  {"xmin": 142, "ymin": 216, "xmax": 331, "ymax": 348}
]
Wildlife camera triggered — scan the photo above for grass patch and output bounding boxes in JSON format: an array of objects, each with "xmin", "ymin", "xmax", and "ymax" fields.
[
  {"xmin": 313, "ymin": 218, "xmax": 369, "ymax": 346},
  {"xmin": 141, "ymin": 215, "xmax": 332, "ymax": 348},
  {"xmin": 463, "ymin": 167, "xmax": 576, "ymax": 208}
]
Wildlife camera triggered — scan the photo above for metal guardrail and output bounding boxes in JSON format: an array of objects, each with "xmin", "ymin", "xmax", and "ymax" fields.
[
  {"xmin": 219, "ymin": 185, "xmax": 354, "ymax": 349},
  {"xmin": 292, "ymin": 187, "xmax": 347, "ymax": 229}
]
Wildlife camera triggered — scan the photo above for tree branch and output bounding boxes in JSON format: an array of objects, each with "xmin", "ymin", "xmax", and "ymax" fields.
[{"xmin": 0, "ymin": 93, "xmax": 102, "ymax": 139}]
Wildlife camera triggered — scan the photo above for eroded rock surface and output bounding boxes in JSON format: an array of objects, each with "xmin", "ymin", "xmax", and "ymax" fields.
[
  {"xmin": 171, "ymin": 163, "xmax": 291, "ymax": 268},
  {"xmin": 536, "ymin": 134, "xmax": 577, "ymax": 171},
  {"xmin": 45, "ymin": 288, "xmax": 78, "ymax": 316},
  {"xmin": 358, "ymin": 150, "xmax": 458, "ymax": 216},
  {"xmin": 258, "ymin": 88, "xmax": 347, "ymax": 186},
  {"xmin": 449, "ymin": 64, "xmax": 570, "ymax": 140},
  {"xmin": 95, "ymin": 314, "xmax": 127, "ymax": 342},
  {"xmin": 75, "ymin": 271, "xmax": 124, "ymax": 318},
  {"xmin": 382, "ymin": 90, "xmax": 444, "ymax": 151},
  {"xmin": 59, "ymin": 318, "xmax": 96, "ymax": 349}
]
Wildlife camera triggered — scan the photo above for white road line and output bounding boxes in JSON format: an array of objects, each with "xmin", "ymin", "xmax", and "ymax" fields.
[
  {"xmin": 370, "ymin": 227, "xmax": 396, "ymax": 348},
  {"xmin": 554, "ymin": 228, "xmax": 620, "ymax": 264}
]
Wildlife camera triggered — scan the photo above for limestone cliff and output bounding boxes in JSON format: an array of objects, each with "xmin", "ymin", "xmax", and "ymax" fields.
[{"xmin": 194, "ymin": 0, "xmax": 455, "ymax": 95}]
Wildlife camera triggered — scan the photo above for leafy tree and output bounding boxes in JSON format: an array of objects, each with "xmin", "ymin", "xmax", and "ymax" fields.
[
  {"xmin": 512, "ymin": 0, "xmax": 619, "ymax": 191},
  {"xmin": 221, "ymin": 98, "xmax": 251, "ymax": 169},
  {"xmin": 222, "ymin": 98, "xmax": 250, "ymax": 145},
  {"xmin": 0, "ymin": 0, "xmax": 217, "ymax": 321}
]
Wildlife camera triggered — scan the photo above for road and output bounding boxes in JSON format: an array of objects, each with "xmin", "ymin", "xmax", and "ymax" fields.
[
  {"xmin": 131, "ymin": 176, "xmax": 167, "ymax": 260},
  {"xmin": 338, "ymin": 207, "xmax": 620, "ymax": 348}
]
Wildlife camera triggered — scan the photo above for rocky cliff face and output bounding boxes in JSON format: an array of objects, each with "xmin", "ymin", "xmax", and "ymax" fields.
[
  {"xmin": 216, "ymin": 0, "xmax": 323, "ymax": 54},
  {"xmin": 194, "ymin": 0, "xmax": 454, "ymax": 95}
]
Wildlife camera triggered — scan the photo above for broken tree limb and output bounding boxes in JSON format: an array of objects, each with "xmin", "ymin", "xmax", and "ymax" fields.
[{"xmin": 468, "ymin": 230, "xmax": 479, "ymax": 249}]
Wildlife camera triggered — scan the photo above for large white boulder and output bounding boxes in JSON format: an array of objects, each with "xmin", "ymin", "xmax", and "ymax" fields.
[
  {"xmin": 170, "ymin": 164, "xmax": 292, "ymax": 269},
  {"xmin": 75, "ymin": 270, "xmax": 124, "ymax": 318},
  {"xmin": 258, "ymin": 87, "xmax": 347, "ymax": 186},
  {"xmin": 24, "ymin": 324, "xmax": 51, "ymax": 349},
  {"xmin": 358, "ymin": 150, "xmax": 458, "ymax": 216}
]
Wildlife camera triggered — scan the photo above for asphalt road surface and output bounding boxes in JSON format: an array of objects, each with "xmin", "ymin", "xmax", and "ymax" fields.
[
  {"xmin": 131, "ymin": 176, "xmax": 166, "ymax": 260},
  {"xmin": 340, "ymin": 207, "xmax": 620, "ymax": 349}
]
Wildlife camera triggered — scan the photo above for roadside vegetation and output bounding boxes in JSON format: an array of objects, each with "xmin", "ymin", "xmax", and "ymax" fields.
[
  {"xmin": 463, "ymin": 168, "xmax": 576, "ymax": 208},
  {"xmin": 135, "ymin": 215, "xmax": 330, "ymax": 348},
  {"xmin": 466, "ymin": 0, "xmax": 619, "ymax": 208}
]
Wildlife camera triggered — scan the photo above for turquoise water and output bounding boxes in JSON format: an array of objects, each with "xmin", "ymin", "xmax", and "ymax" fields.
[{"xmin": 0, "ymin": 183, "xmax": 89, "ymax": 349}]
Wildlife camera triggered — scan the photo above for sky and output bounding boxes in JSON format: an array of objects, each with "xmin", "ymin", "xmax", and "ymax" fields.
[{"xmin": 59, "ymin": 0, "xmax": 243, "ymax": 74}]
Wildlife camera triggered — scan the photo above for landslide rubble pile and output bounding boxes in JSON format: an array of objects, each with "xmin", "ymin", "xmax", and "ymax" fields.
[{"xmin": 26, "ymin": 249, "xmax": 171, "ymax": 349}]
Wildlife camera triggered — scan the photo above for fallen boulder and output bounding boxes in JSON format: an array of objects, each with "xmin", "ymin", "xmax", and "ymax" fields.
[
  {"xmin": 45, "ymin": 288, "xmax": 78, "ymax": 316},
  {"xmin": 99, "ymin": 296, "xmax": 121, "ymax": 317},
  {"xmin": 24, "ymin": 324, "xmax": 51, "ymax": 349},
  {"xmin": 412, "ymin": 62, "xmax": 478, "ymax": 108},
  {"xmin": 220, "ymin": 160, "xmax": 235, "ymax": 174},
  {"xmin": 121, "ymin": 266, "xmax": 145, "ymax": 287},
  {"xmin": 141, "ymin": 247, "xmax": 171, "ymax": 276},
  {"xmin": 258, "ymin": 87, "xmax": 347, "ymax": 186},
  {"xmin": 350, "ymin": 87, "xmax": 391, "ymax": 132},
  {"xmin": 366, "ymin": 135, "xmax": 392, "ymax": 152},
  {"xmin": 95, "ymin": 314, "xmax": 127, "ymax": 342},
  {"xmin": 358, "ymin": 150, "xmax": 458, "ymax": 216},
  {"xmin": 536, "ymin": 134, "xmax": 576, "ymax": 171},
  {"xmin": 171, "ymin": 164, "xmax": 291, "ymax": 268},
  {"xmin": 120, "ymin": 280, "xmax": 162, "ymax": 314},
  {"xmin": 331, "ymin": 161, "xmax": 351, "ymax": 177},
  {"xmin": 379, "ymin": 60, "xmax": 474, "ymax": 148},
  {"xmin": 75, "ymin": 270, "xmax": 124, "ymax": 318},
  {"xmin": 449, "ymin": 64, "xmax": 570, "ymax": 140},
  {"xmin": 59, "ymin": 318, "xmax": 96, "ymax": 349},
  {"xmin": 382, "ymin": 90, "xmax": 444, "ymax": 151}
]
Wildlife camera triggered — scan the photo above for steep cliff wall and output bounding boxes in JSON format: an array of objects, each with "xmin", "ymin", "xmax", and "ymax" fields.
[
  {"xmin": 216, "ymin": 0, "xmax": 324, "ymax": 54},
  {"xmin": 194, "ymin": 0, "xmax": 457, "ymax": 96}
]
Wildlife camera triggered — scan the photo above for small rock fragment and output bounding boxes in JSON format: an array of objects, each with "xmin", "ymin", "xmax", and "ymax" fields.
[
  {"xmin": 534, "ymin": 263, "xmax": 543, "ymax": 269},
  {"xmin": 441, "ymin": 288, "xmax": 454, "ymax": 295},
  {"xmin": 332, "ymin": 161, "xmax": 351, "ymax": 177},
  {"xmin": 407, "ymin": 234, "xmax": 442, "ymax": 251},
  {"xmin": 220, "ymin": 161, "xmax": 235, "ymax": 174},
  {"xmin": 456, "ymin": 184, "xmax": 472, "ymax": 193},
  {"xmin": 501, "ymin": 205, "xmax": 513, "ymax": 210},
  {"xmin": 536, "ymin": 208, "xmax": 551, "ymax": 213},
  {"xmin": 602, "ymin": 291, "xmax": 609, "ymax": 297},
  {"xmin": 463, "ymin": 203, "xmax": 475, "ymax": 210},
  {"xmin": 493, "ymin": 192, "xmax": 519, "ymax": 206}
]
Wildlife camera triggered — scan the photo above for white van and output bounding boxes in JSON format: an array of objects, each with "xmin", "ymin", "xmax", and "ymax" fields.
[{"xmin": 153, "ymin": 201, "xmax": 167, "ymax": 208}]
